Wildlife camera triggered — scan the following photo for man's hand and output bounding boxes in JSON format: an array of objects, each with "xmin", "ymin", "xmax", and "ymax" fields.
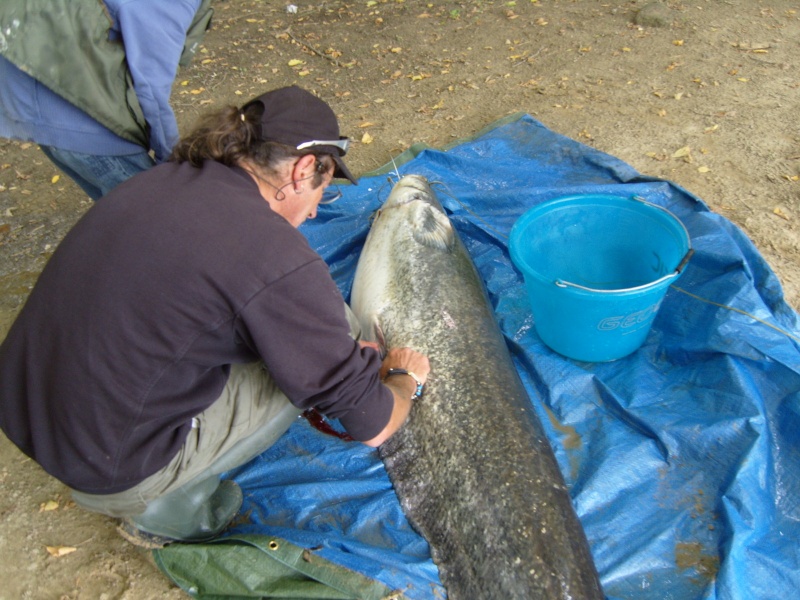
[
  {"xmin": 362, "ymin": 346, "xmax": 430, "ymax": 448},
  {"xmin": 379, "ymin": 347, "xmax": 430, "ymax": 385}
]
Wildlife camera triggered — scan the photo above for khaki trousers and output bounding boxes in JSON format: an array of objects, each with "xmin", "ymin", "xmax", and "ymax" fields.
[
  {"xmin": 72, "ymin": 362, "xmax": 301, "ymax": 517},
  {"xmin": 73, "ymin": 305, "xmax": 363, "ymax": 518}
]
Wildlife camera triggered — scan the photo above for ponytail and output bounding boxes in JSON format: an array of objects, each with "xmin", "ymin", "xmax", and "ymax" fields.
[{"xmin": 169, "ymin": 104, "xmax": 262, "ymax": 167}]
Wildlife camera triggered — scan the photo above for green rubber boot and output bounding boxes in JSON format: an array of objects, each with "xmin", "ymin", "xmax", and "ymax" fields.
[{"xmin": 126, "ymin": 478, "xmax": 243, "ymax": 543}]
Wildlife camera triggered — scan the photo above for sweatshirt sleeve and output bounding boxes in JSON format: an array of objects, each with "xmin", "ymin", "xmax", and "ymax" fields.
[
  {"xmin": 235, "ymin": 259, "xmax": 395, "ymax": 442},
  {"xmin": 114, "ymin": 0, "xmax": 202, "ymax": 162}
]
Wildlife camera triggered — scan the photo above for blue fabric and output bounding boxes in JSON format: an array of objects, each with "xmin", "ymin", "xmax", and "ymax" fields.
[
  {"xmin": 0, "ymin": 55, "xmax": 143, "ymax": 156},
  {"xmin": 39, "ymin": 144, "xmax": 154, "ymax": 201},
  {"xmin": 221, "ymin": 115, "xmax": 800, "ymax": 600},
  {"xmin": 106, "ymin": 0, "xmax": 202, "ymax": 162}
]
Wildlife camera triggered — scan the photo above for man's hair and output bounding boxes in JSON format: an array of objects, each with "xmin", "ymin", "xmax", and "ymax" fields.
[{"xmin": 170, "ymin": 104, "xmax": 333, "ymax": 186}]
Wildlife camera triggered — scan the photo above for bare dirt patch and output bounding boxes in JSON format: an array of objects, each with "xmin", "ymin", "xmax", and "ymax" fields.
[{"xmin": 1, "ymin": 1, "xmax": 798, "ymax": 598}]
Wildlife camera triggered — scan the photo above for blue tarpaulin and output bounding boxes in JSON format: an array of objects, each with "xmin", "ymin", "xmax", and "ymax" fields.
[{"xmin": 155, "ymin": 114, "xmax": 800, "ymax": 599}]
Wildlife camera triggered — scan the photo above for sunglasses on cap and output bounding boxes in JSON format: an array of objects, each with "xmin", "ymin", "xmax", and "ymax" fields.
[{"xmin": 296, "ymin": 138, "xmax": 351, "ymax": 155}]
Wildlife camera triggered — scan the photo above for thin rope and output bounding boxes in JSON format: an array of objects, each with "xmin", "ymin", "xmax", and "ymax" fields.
[{"xmin": 670, "ymin": 285, "xmax": 800, "ymax": 345}]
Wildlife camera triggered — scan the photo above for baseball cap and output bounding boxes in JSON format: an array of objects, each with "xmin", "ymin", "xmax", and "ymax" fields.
[{"xmin": 242, "ymin": 86, "xmax": 357, "ymax": 184}]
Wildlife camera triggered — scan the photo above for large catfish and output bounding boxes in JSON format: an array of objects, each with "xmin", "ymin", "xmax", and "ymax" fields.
[{"xmin": 350, "ymin": 175, "xmax": 603, "ymax": 599}]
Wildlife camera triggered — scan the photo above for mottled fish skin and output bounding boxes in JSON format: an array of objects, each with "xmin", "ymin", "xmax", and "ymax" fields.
[{"xmin": 351, "ymin": 175, "xmax": 603, "ymax": 600}]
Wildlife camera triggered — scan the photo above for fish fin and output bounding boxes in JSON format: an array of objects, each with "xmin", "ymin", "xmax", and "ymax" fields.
[
  {"xmin": 410, "ymin": 202, "xmax": 455, "ymax": 251},
  {"xmin": 374, "ymin": 320, "xmax": 388, "ymax": 358},
  {"xmin": 369, "ymin": 208, "xmax": 382, "ymax": 226}
]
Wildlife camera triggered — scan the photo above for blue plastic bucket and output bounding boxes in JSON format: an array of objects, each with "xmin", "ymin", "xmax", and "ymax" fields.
[{"xmin": 509, "ymin": 194, "xmax": 692, "ymax": 362}]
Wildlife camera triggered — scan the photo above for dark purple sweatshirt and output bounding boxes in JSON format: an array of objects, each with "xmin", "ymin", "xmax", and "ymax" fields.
[{"xmin": 0, "ymin": 160, "xmax": 391, "ymax": 493}]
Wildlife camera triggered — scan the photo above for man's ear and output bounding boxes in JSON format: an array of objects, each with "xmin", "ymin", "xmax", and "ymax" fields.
[{"xmin": 292, "ymin": 154, "xmax": 317, "ymax": 182}]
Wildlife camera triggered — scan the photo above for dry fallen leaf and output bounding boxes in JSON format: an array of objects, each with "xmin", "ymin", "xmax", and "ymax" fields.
[
  {"xmin": 40, "ymin": 500, "xmax": 59, "ymax": 512},
  {"xmin": 732, "ymin": 41, "xmax": 771, "ymax": 51},
  {"xmin": 51, "ymin": 175, "xmax": 60, "ymax": 184},
  {"xmin": 698, "ymin": 166, "xmax": 711, "ymax": 173},
  {"xmin": 287, "ymin": 59, "xmax": 305, "ymax": 67},
  {"xmin": 46, "ymin": 546, "xmax": 77, "ymax": 557},
  {"xmin": 672, "ymin": 146, "xmax": 692, "ymax": 159},
  {"xmin": 773, "ymin": 207, "xmax": 790, "ymax": 221}
]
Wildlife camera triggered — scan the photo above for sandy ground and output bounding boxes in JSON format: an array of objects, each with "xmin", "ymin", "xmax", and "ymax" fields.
[{"xmin": 1, "ymin": 1, "xmax": 798, "ymax": 598}]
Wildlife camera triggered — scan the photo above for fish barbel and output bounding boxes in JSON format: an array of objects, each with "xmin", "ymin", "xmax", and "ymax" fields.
[{"xmin": 350, "ymin": 175, "xmax": 603, "ymax": 599}]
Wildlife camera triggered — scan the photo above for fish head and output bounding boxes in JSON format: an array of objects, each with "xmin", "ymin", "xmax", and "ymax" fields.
[
  {"xmin": 382, "ymin": 175, "xmax": 444, "ymax": 213},
  {"xmin": 376, "ymin": 175, "xmax": 454, "ymax": 252},
  {"xmin": 352, "ymin": 174, "xmax": 456, "ymax": 344}
]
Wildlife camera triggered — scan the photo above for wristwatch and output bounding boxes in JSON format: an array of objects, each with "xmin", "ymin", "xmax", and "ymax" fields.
[{"xmin": 385, "ymin": 368, "xmax": 424, "ymax": 400}]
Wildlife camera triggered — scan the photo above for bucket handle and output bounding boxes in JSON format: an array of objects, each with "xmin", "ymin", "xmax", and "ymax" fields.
[
  {"xmin": 556, "ymin": 250, "xmax": 695, "ymax": 293},
  {"xmin": 555, "ymin": 196, "xmax": 694, "ymax": 294}
]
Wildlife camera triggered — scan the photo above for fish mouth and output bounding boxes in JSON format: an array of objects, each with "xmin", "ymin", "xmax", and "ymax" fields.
[
  {"xmin": 397, "ymin": 174, "xmax": 429, "ymax": 190},
  {"xmin": 385, "ymin": 175, "xmax": 438, "ymax": 209}
]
